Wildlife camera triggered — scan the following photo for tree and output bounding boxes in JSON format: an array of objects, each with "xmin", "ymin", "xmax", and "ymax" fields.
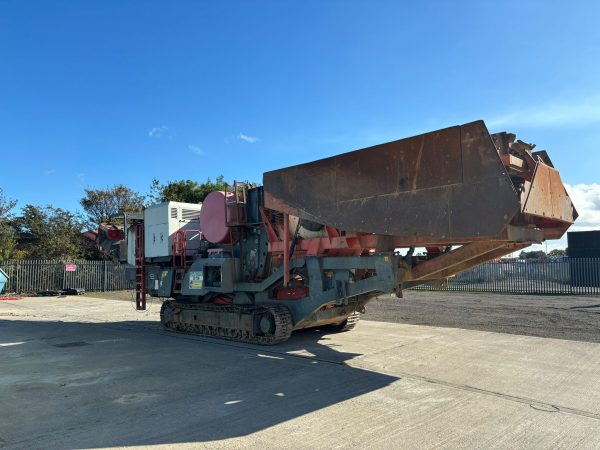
[
  {"xmin": 149, "ymin": 176, "xmax": 228, "ymax": 204},
  {"xmin": 0, "ymin": 222, "xmax": 17, "ymax": 262},
  {"xmin": 14, "ymin": 205, "xmax": 85, "ymax": 259},
  {"xmin": 548, "ymin": 249, "xmax": 566, "ymax": 258},
  {"xmin": 0, "ymin": 188, "xmax": 16, "ymax": 220},
  {"xmin": 519, "ymin": 250, "xmax": 547, "ymax": 260},
  {"xmin": 80, "ymin": 184, "xmax": 145, "ymax": 226},
  {"xmin": 0, "ymin": 188, "xmax": 18, "ymax": 261}
]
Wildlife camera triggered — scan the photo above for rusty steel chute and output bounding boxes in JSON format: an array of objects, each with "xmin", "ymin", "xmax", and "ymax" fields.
[{"xmin": 263, "ymin": 120, "xmax": 577, "ymax": 283}]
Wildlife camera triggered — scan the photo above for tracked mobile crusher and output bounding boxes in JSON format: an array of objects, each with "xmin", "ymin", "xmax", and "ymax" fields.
[{"xmin": 132, "ymin": 121, "xmax": 577, "ymax": 344}]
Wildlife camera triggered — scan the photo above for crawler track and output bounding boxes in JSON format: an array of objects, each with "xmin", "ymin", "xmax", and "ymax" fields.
[
  {"xmin": 327, "ymin": 311, "xmax": 361, "ymax": 332},
  {"xmin": 160, "ymin": 300, "xmax": 293, "ymax": 345}
]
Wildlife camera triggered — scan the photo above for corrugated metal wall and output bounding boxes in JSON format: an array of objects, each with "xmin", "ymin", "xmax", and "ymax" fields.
[{"xmin": 0, "ymin": 260, "xmax": 133, "ymax": 294}]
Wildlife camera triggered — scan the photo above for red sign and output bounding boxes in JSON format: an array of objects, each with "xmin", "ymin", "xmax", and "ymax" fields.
[{"xmin": 65, "ymin": 264, "xmax": 77, "ymax": 272}]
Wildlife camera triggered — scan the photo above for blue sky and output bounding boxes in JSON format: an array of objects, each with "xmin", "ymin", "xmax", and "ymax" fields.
[{"xmin": 1, "ymin": 0, "xmax": 599, "ymax": 245}]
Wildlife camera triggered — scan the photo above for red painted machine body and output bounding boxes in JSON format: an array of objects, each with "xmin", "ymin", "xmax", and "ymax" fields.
[{"xmin": 199, "ymin": 191, "xmax": 235, "ymax": 244}]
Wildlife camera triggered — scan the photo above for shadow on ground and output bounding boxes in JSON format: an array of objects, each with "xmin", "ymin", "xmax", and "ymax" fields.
[{"xmin": 0, "ymin": 318, "xmax": 397, "ymax": 449}]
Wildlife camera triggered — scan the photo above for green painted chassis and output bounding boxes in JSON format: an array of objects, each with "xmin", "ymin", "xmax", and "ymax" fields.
[{"xmin": 146, "ymin": 253, "xmax": 400, "ymax": 330}]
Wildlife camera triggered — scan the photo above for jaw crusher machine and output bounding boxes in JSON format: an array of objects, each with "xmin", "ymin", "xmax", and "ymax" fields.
[{"xmin": 134, "ymin": 120, "xmax": 577, "ymax": 345}]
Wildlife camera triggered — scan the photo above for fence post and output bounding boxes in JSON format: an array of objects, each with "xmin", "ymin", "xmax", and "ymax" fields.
[
  {"xmin": 103, "ymin": 260, "xmax": 108, "ymax": 292},
  {"xmin": 15, "ymin": 261, "xmax": 20, "ymax": 294}
]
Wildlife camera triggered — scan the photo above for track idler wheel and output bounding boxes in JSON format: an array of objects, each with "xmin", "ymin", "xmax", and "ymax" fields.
[
  {"xmin": 258, "ymin": 305, "xmax": 293, "ymax": 344},
  {"xmin": 259, "ymin": 312, "xmax": 276, "ymax": 335}
]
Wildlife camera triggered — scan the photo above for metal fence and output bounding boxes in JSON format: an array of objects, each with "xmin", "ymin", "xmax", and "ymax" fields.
[
  {"xmin": 1, "ymin": 257, "xmax": 599, "ymax": 296},
  {"xmin": 0, "ymin": 260, "xmax": 134, "ymax": 294},
  {"xmin": 412, "ymin": 257, "xmax": 600, "ymax": 295}
]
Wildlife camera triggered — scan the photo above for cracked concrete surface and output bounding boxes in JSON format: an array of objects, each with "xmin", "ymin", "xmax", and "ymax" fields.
[{"xmin": 1, "ymin": 295, "xmax": 600, "ymax": 449}]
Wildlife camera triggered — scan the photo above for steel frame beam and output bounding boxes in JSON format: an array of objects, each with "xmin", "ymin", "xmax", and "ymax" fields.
[{"xmin": 404, "ymin": 241, "xmax": 519, "ymax": 281}]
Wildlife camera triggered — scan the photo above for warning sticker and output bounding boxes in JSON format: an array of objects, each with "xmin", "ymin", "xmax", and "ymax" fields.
[{"xmin": 188, "ymin": 271, "xmax": 204, "ymax": 289}]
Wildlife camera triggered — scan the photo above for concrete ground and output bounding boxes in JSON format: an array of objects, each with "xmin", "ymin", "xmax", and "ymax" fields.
[
  {"xmin": 365, "ymin": 291, "xmax": 600, "ymax": 343},
  {"xmin": 1, "ymin": 294, "xmax": 600, "ymax": 449}
]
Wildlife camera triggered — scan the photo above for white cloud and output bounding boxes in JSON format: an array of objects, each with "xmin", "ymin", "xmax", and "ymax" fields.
[
  {"xmin": 148, "ymin": 126, "xmax": 169, "ymax": 138},
  {"xmin": 565, "ymin": 183, "xmax": 600, "ymax": 230},
  {"xmin": 188, "ymin": 145, "xmax": 205, "ymax": 156},
  {"xmin": 238, "ymin": 133, "xmax": 259, "ymax": 143},
  {"xmin": 488, "ymin": 94, "xmax": 600, "ymax": 129},
  {"xmin": 42, "ymin": 169, "xmax": 56, "ymax": 176}
]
